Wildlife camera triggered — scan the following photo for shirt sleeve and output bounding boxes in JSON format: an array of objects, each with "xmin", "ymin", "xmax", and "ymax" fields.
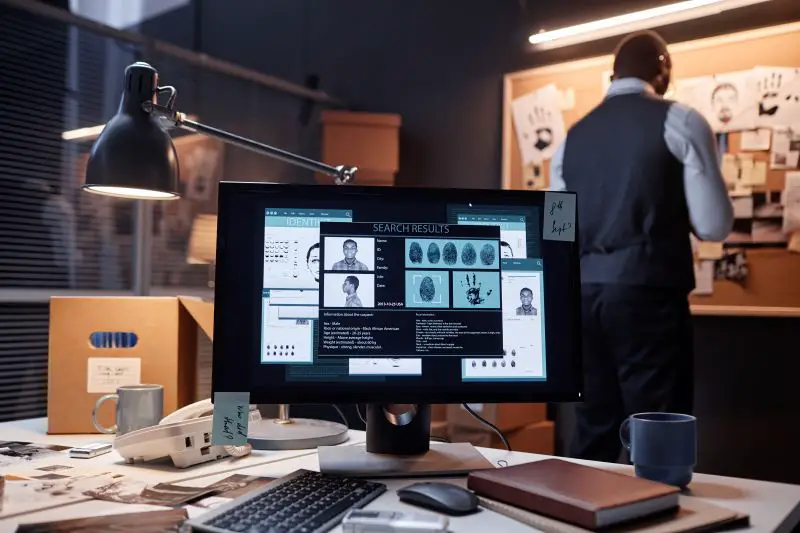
[
  {"xmin": 665, "ymin": 103, "xmax": 734, "ymax": 241},
  {"xmin": 548, "ymin": 141, "xmax": 567, "ymax": 191}
]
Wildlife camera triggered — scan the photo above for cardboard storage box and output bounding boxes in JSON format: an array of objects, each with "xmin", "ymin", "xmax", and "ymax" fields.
[
  {"xmin": 47, "ymin": 296, "xmax": 213, "ymax": 434},
  {"xmin": 446, "ymin": 402, "xmax": 547, "ymax": 433},
  {"xmin": 319, "ymin": 111, "xmax": 401, "ymax": 186},
  {"xmin": 450, "ymin": 421, "xmax": 555, "ymax": 455}
]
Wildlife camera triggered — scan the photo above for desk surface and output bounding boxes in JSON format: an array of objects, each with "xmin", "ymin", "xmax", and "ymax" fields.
[
  {"xmin": 1, "ymin": 419, "xmax": 799, "ymax": 533},
  {"xmin": 690, "ymin": 305, "xmax": 800, "ymax": 318}
]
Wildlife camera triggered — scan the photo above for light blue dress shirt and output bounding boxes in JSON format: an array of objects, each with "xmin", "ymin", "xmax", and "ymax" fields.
[{"xmin": 549, "ymin": 78, "xmax": 733, "ymax": 242}]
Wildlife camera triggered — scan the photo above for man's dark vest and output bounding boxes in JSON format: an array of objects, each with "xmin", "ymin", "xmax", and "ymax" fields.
[{"xmin": 562, "ymin": 92, "xmax": 694, "ymax": 292}]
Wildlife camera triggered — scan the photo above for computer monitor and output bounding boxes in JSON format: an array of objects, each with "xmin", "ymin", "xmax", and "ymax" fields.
[{"xmin": 212, "ymin": 182, "xmax": 582, "ymax": 465}]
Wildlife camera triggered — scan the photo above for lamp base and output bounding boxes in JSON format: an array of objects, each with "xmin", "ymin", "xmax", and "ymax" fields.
[{"xmin": 247, "ymin": 417, "xmax": 349, "ymax": 450}]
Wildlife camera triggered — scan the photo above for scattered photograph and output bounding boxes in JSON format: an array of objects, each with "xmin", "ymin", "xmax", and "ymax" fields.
[
  {"xmin": 15, "ymin": 509, "xmax": 188, "ymax": 533},
  {"xmin": 192, "ymin": 475, "xmax": 277, "ymax": 510},
  {"xmin": 0, "ymin": 441, "xmax": 70, "ymax": 468},
  {"xmin": 323, "ymin": 273, "xmax": 375, "ymax": 308},
  {"xmin": 323, "ymin": 237, "xmax": 375, "ymax": 272},
  {"xmin": 84, "ymin": 479, "xmax": 217, "ymax": 507}
]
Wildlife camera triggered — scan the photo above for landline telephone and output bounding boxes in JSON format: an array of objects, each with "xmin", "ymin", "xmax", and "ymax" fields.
[{"xmin": 113, "ymin": 399, "xmax": 262, "ymax": 468}]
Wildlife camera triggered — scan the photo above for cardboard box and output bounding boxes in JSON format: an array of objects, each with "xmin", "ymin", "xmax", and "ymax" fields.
[
  {"xmin": 319, "ymin": 111, "xmax": 401, "ymax": 186},
  {"xmin": 493, "ymin": 421, "xmax": 555, "ymax": 455},
  {"xmin": 47, "ymin": 296, "xmax": 213, "ymax": 434},
  {"xmin": 446, "ymin": 402, "xmax": 547, "ymax": 433},
  {"xmin": 449, "ymin": 421, "xmax": 555, "ymax": 455}
]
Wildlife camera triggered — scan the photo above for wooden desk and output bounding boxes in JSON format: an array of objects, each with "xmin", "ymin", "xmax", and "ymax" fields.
[{"xmin": 1, "ymin": 420, "xmax": 799, "ymax": 532}]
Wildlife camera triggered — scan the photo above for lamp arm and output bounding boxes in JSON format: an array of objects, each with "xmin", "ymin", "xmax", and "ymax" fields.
[{"xmin": 143, "ymin": 102, "xmax": 357, "ymax": 185}]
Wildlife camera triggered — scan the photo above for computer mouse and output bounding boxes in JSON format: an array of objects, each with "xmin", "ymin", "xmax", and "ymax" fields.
[{"xmin": 397, "ymin": 482, "xmax": 479, "ymax": 516}]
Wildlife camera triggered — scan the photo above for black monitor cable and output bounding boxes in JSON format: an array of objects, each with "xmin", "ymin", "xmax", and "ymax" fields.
[
  {"xmin": 461, "ymin": 403, "xmax": 512, "ymax": 453},
  {"xmin": 331, "ymin": 404, "xmax": 349, "ymax": 428}
]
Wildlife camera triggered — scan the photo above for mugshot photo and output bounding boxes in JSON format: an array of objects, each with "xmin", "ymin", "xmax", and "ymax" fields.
[
  {"xmin": 323, "ymin": 273, "xmax": 376, "ymax": 308},
  {"xmin": 323, "ymin": 237, "xmax": 375, "ymax": 272},
  {"xmin": 502, "ymin": 272, "xmax": 541, "ymax": 319}
]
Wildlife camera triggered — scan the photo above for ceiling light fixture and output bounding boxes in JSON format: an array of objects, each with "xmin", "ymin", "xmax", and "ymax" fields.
[{"xmin": 528, "ymin": 0, "xmax": 774, "ymax": 50}]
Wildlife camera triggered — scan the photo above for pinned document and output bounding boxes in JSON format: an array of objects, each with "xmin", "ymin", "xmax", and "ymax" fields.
[
  {"xmin": 740, "ymin": 128, "xmax": 771, "ymax": 151},
  {"xmin": 543, "ymin": 192, "xmax": 575, "ymax": 242},
  {"xmin": 211, "ymin": 392, "xmax": 250, "ymax": 446}
]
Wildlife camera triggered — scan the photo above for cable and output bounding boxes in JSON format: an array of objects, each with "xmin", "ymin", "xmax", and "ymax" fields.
[
  {"xmin": 330, "ymin": 404, "xmax": 349, "ymax": 427},
  {"xmin": 355, "ymin": 404, "xmax": 367, "ymax": 426},
  {"xmin": 461, "ymin": 403, "xmax": 512, "ymax": 453}
]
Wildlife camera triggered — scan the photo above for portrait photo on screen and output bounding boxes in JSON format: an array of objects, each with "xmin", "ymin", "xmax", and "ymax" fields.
[
  {"xmin": 323, "ymin": 273, "xmax": 376, "ymax": 308},
  {"xmin": 502, "ymin": 271, "xmax": 542, "ymax": 318},
  {"xmin": 324, "ymin": 237, "xmax": 375, "ymax": 272}
]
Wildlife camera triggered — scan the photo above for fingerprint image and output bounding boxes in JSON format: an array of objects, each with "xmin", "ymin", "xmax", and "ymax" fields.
[
  {"xmin": 419, "ymin": 276, "xmax": 436, "ymax": 302},
  {"xmin": 427, "ymin": 243, "xmax": 441, "ymax": 264},
  {"xmin": 408, "ymin": 241, "xmax": 423, "ymax": 264},
  {"xmin": 461, "ymin": 242, "xmax": 477, "ymax": 266},
  {"xmin": 480, "ymin": 243, "xmax": 496, "ymax": 266},
  {"xmin": 442, "ymin": 242, "xmax": 458, "ymax": 265}
]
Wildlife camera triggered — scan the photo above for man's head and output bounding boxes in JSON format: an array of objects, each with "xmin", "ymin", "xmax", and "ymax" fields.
[
  {"xmin": 612, "ymin": 30, "xmax": 671, "ymax": 96},
  {"xmin": 343, "ymin": 239, "xmax": 358, "ymax": 260},
  {"xmin": 342, "ymin": 275, "xmax": 359, "ymax": 295},
  {"xmin": 500, "ymin": 241, "xmax": 514, "ymax": 259},
  {"xmin": 711, "ymin": 82, "xmax": 738, "ymax": 125},
  {"xmin": 520, "ymin": 287, "xmax": 533, "ymax": 307},
  {"xmin": 306, "ymin": 243, "xmax": 320, "ymax": 282}
]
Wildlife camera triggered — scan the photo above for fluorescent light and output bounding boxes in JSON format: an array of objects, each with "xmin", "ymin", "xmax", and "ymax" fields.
[
  {"xmin": 528, "ymin": 0, "xmax": 774, "ymax": 50},
  {"xmin": 82, "ymin": 185, "xmax": 179, "ymax": 200}
]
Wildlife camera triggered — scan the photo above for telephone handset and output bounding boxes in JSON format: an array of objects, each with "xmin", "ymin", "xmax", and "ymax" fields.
[{"xmin": 114, "ymin": 399, "xmax": 262, "ymax": 468}]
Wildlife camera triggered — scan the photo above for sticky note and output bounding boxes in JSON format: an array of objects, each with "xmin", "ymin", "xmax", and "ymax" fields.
[
  {"xmin": 697, "ymin": 241, "xmax": 724, "ymax": 260},
  {"xmin": 543, "ymin": 192, "xmax": 576, "ymax": 242},
  {"xmin": 211, "ymin": 392, "xmax": 250, "ymax": 446}
]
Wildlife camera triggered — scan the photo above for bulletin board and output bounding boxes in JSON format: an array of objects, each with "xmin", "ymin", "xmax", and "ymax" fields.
[{"xmin": 502, "ymin": 22, "xmax": 800, "ymax": 308}]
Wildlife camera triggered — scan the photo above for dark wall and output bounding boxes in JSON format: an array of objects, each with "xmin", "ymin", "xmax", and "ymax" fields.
[{"xmin": 136, "ymin": 0, "xmax": 800, "ymax": 189}]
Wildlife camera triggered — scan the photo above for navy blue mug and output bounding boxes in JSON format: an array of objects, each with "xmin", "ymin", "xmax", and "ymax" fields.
[{"xmin": 620, "ymin": 412, "xmax": 697, "ymax": 488}]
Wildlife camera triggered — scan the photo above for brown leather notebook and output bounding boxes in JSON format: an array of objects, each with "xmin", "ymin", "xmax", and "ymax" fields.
[{"xmin": 467, "ymin": 459, "xmax": 681, "ymax": 530}]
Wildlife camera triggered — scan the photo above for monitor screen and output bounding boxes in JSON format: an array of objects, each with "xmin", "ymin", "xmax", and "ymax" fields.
[{"xmin": 213, "ymin": 183, "xmax": 581, "ymax": 404}]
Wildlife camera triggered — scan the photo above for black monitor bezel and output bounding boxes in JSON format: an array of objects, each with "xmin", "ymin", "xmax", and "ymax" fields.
[{"xmin": 212, "ymin": 181, "xmax": 582, "ymax": 404}]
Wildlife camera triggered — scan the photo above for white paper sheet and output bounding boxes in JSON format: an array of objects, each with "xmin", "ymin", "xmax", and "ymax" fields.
[
  {"xmin": 740, "ymin": 128, "xmax": 772, "ymax": 151},
  {"xmin": 753, "ymin": 66, "xmax": 800, "ymax": 128},
  {"xmin": 783, "ymin": 172, "xmax": 800, "ymax": 233},
  {"xmin": 691, "ymin": 261, "xmax": 715, "ymax": 296},
  {"xmin": 511, "ymin": 84, "xmax": 566, "ymax": 165},
  {"xmin": 770, "ymin": 126, "xmax": 800, "ymax": 169},
  {"xmin": 674, "ymin": 73, "xmax": 758, "ymax": 132}
]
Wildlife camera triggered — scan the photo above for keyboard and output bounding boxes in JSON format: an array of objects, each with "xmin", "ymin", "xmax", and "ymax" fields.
[{"xmin": 186, "ymin": 469, "xmax": 387, "ymax": 533}]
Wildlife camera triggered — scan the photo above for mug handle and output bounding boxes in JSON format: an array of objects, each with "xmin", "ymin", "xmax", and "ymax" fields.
[
  {"xmin": 619, "ymin": 417, "xmax": 632, "ymax": 451},
  {"xmin": 92, "ymin": 394, "xmax": 118, "ymax": 434}
]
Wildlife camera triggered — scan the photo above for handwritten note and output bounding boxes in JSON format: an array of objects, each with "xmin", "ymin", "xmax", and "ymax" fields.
[
  {"xmin": 543, "ymin": 192, "xmax": 576, "ymax": 242},
  {"xmin": 87, "ymin": 357, "xmax": 141, "ymax": 394},
  {"xmin": 211, "ymin": 392, "xmax": 250, "ymax": 446}
]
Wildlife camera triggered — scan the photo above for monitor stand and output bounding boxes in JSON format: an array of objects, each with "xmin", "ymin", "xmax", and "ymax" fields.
[{"xmin": 318, "ymin": 404, "xmax": 494, "ymax": 478}]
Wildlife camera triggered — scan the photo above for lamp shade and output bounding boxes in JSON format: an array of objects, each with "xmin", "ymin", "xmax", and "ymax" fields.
[{"xmin": 83, "ymin": 62, "xmax": 180, "ymax": 200}]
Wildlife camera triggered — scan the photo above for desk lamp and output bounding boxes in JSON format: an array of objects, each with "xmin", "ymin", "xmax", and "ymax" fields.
[{"xmin": 84, "ymin": 61, "xmax": 356, "ymax": 450}]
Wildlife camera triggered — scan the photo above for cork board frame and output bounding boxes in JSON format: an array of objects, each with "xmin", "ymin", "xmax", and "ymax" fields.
[{"xmin": 501, "ymin": 22, "xmax": 800, "ymax": 308}]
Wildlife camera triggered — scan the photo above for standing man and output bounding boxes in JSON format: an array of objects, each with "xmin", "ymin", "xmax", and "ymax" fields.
[
  {"xmin": 332, "ymin": 239, "xmax": 369, "ymax": 271},
  {"xmin": 550, "ymin": 30, "xmax": 733, "ymax": 462}
]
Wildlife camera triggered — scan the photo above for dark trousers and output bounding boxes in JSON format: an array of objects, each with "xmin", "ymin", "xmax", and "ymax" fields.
[{"xmin": 569, "ymin": 283, "xmax": 694, "ymax": 463}]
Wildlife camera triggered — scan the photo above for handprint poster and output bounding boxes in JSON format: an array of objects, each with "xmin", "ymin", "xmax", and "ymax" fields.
[
  {"xmin": 754, "ymin": 66, "xmax": 800, "ymax": 128},
  {"xmin": 511, "ymin": 84, "xmax": 566, "ymax": 165}
]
